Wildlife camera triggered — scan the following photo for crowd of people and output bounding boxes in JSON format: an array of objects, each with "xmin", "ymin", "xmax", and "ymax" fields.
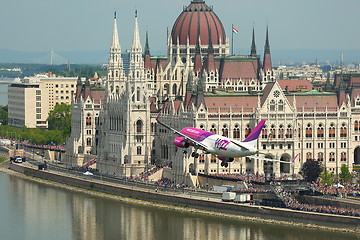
[
  {"xmin": 208, "ymin": 173, "xmax": 295, "ymax": 183},
  {"xmin": 209, "ymin": 173, "xmax": 267, "ymax": 183},
  {"xmin": 272, "ymin": 182, "xmax": 360, "ymax": 217},
  {"xmin": 130, "ymin": 163, "xmax": 174, "ymax": 182},
  {"xmin": 155, "ymin": 178, "xmax": 188, "ymax": 189},
  {"xmin": 236, "ymin": 188, "xmax": 272, "ymax": 194},
  {"xmin": 131, "ymin": 166, "xmax": 163, "ymax": 182},
  {"xmin": 310, "ymin": 182, "xmax": 360, "ymax": 197},
  {"xmin": 22, "ymin": 141, "xmax": 66, "ymax": 152}
]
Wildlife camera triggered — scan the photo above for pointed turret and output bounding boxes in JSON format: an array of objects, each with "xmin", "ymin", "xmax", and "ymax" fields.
[
  {"xmin": 129, "ymin": 10, "xmax": 145, "ymax": 82},
  {"xmin": 131, "ymin": 10, "xmax": 142, "ymax": 53},
  {"xmin": 325, "ymin": 72, "xmax": 332, "ymax": 91},
  {"xmin": 205, "ymin": 29, "xmax": 216, "ymax": 73},
  {"xmin": 145, "ymin": 31, "xmax": 150, "ymax": 55},
  {"xmin": 250, "ymin": 26, "xmax": 257, "ymax": 57},
  {"xmin": 75, "ymin": 76, "xmax": 83, "ymax": 101},
  {"xmin": 84, "ymin": 78, "xmax": 91, "ymax": 100},
  {"xmin": 107, "ymin": 11, "xmax": 124, "ymax": 94},
  {"xmin": 144, "ymin": 31, "xmax": 152, "ymax": 70},
  {"xmin": 111, "ymin": 12, "xmax": 121, "ymax": 51},
  {"xmin": 263, "ymin": 25, "xmax": 272, "ymax": 72},
  {"xmin": 194, "ymin": 36, "xmax": 203, "ymax": 74}
]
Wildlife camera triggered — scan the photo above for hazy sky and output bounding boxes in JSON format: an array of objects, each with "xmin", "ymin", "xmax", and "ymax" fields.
[{"xmin": 1, "ymin": 0, "xmax": 359, "ymax": 54}]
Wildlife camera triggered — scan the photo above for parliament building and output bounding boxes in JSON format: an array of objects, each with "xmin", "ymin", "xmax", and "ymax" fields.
[{"xmin": 65, "ymin": 0, "xmax": 360, "ymax": 184}]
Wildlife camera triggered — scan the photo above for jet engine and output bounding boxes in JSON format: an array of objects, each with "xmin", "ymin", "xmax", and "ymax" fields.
[{"xmin": 174, "ymin": 137, "xmax": 190, "ymax": 148}]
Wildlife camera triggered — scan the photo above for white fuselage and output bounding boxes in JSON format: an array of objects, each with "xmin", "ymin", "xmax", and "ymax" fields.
[{"xmin": 202, "ymin": 134, "xmax": 258, "ymax": 158}]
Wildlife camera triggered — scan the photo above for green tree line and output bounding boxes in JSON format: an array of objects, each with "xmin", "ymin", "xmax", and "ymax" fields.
[
  {"xmin": 0, "ymin": 103, "xmax": 72, "ymax": 145},
  {"xmin": 0, "ymin": 63, "xmax": 107, "ymax": 78}
]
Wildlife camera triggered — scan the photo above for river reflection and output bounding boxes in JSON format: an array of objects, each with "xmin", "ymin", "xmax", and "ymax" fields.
[{"xmin": 1, "ymin": 172, "xmax": 358, "ymax": 240}]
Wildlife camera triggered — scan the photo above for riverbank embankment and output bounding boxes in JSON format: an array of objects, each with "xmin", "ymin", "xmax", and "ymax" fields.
[{"xmin": 4, "ymin": 162, "xmax": 360, "ymax": 234}]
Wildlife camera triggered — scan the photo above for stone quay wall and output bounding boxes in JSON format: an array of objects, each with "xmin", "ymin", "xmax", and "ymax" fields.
[{"xmin": 8, "ymin": 163, "xmax": 360, "ymax": 232}]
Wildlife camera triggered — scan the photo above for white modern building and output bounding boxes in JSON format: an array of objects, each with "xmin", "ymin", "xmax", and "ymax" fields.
[{"xmin": 8, "ymin": 76, "xmax": 78, "ymax": 128}]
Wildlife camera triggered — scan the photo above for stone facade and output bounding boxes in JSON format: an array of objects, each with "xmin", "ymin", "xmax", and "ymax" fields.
[{"xmin": 67, "ymin": 1, "xmax": 360, "ymax": 179}]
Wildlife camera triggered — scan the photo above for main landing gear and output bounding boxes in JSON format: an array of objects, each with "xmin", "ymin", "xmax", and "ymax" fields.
[
  {"xmin": 221, "ymin": 161, "xmax": 229, "ymax": 168},
  {"xmin": 191, "ymin": 152, "xmax": 199, "ymax": 158}
]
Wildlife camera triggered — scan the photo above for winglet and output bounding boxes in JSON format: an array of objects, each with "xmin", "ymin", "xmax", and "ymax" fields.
[{"xmin": 291, "ymin": 153, "xmax": 299, "ymax": 163}]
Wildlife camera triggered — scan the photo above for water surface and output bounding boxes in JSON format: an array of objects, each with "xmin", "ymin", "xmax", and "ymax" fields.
[{"xmin": 0, "ymin": 172, "xmax": 358, "ymax": 240}]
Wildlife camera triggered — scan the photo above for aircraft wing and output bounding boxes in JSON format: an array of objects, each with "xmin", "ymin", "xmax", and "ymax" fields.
[
  {"xmin": 156, "ymin": 115, "xmax": 209, "ymax": 152},
  {"xmin": 248, "ymin": 155, "xmax": 294, "ymax": 164}
]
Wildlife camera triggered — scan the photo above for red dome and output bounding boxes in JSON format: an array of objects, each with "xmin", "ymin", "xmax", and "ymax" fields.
[{"xmin": 171, "ymin": 0, "xmax": 226, "ymax": 46}]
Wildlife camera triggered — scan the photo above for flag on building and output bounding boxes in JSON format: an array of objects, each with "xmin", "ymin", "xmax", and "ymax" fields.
[{"xmin": 232, "ymin": 26, "xmax": 239, "ymax": 34}]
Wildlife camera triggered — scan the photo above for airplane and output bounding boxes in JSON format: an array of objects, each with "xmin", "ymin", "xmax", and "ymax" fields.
[{"xmin": 156, "ymin": 112, "xmax": 297, "ymax": 168}]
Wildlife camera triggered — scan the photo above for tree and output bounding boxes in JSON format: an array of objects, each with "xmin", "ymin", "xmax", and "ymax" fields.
[
  {"xmin": 339, "ymin": 164, "xmax": 352, "ymax": 183},
  {"xmin": 300, "ymin": 159, "xmax": 322, "ymax": 182},
  {"xmin": 0, "ymin": 106, "xmax": 8, "ymax": 125},
  {"xmin": 47, "ymin": 103, "xmax": 72, "ymax": 136},
  {"xmin": 320, "ymin": 168, "xmax": 334, "ymax": 185}
]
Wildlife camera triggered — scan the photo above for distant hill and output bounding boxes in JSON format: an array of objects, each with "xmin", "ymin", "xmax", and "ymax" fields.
[
  {"xmin": 0, "ymin": 49, "xmax": 108, "ymax": 64},
  {"xmin": 0, "ymin": 49, "xmax": 359, "ymax": 65}
]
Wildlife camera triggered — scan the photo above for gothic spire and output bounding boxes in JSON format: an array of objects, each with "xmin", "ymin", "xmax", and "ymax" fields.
[
  {"xmin": 263, "ymin": 24, "xmax": 272, "ymax": 72},
  {"xmin": 111, "ymin": 11, "xmax": 121, "ymax": 51},
  {"xmin": 250, "ymin": 25, "xmax": 257, "ymax": 57},
  {"xmin": 131, "ymin": 10, "xmax": 142, "ymax": 52},
  {"xmin": 194, "ymin": 40, "xmax": 203, "ymax": 73},
  {"xmin": 264, "ymin": 25, "xmax": 270, "ymax": 54},
  {"xmin": 145, "ymin": 31, "xmax": 150, "ymax": 55},
  {"xmin": 205, "ymin": 28, "xmax": 216, "ymax": 72},
  {"xmin": 144, "ymin": 31, "xmax": 152, "ymax": 70}
]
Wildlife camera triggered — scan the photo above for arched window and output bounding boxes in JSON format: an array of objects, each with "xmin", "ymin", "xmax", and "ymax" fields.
[
  {"xmin": 137, "ymin": 146, "xmax": 142, "ymax": 155},
  {"xmin": 210, "ymin": 124, "xmax": 217, "ymax": 134},
  {"xmin": 340, "ymin": 123, "xmax": 347, "ymax": 138},
  {"xmin": 278, "ymin": 125, "xmax": 284, "ymax": 138},
  {"xmin": 261, "ymin": 126, "xmax": 268, "ymax": 139},
  {"xmin": 355, "ymin": 121, "xmax": 359, "ymax": 131},
  {"xmin": 329, "ymin": 152, "xmax": 335, "ymax": 162},
  {"xmin": 306, "ymin": 152, "xmax": 312, "ymax": 161},
  {"xmin": 136, "ymin": 120, "xmax": 143, "ymax": 133},
  {"xmin": 317, "ymin": 123, "xmax": 324, "ymax": 138},
  {"xmin": 86, "ymin": 115, "xmax": 92, "ymax": 126},
  {"xmin": 269, "ymin": 100, "xmax": 276, "ymax": 111},
  {"xmin": 278, "ymin": 100, "xmax": 284, "ymax": 111},
  {"xmin": 305, "ymin": 123, "xmax": 312, "ymax": 138},
  {"xmin": 286, "ymin": 125, "xmax": 293, "ymax": 138},
  {"xmin": 270, "ymin": 125, "xmax": 276, "ymax": 139},
  {"xmin": 222, "ymin": 124, "xmax": 228, "ymax": 137},
  {"xmin": 329, "ymin": 123, "xmax": 335, "ymax": 138},
  {"xmin": 136, "ymin": 87, "xmax": 140, "ymax": 102},
  {"xmin": 356, "ymin": 98, "xmax": 360, "ymax": 106},
  {"xmin": 341, "ymin": 152, "xmax": 347, "ymax": 162},
  {"xmin": 317, "ymin": 152, "xmax": 324, "ymax": 162},
  {"xmin": 233, "ymin": 124, "xmax": 240, "ymax": 139},
  {"xmin": 164, "ymin": 83, "xmax": 169, "ymax": 95},
  {"xmin": 172, "ymin": 84, "xmax": 177, "ymax": 95},
  {"xmin": 151, "ymin": 123, "xmax": 155, "ymax": 133},
  {"xmin": 86, "ymin": 138, "xmax": 92, "ymax": 146},
  {"xmin": 245, "ymin": 124, "xmax": 252, "ymax": 138}
]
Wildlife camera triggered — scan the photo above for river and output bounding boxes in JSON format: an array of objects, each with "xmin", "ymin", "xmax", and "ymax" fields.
[{"xmin": 0, "ymin": 172, "xmax": 358, "ymax": 240}]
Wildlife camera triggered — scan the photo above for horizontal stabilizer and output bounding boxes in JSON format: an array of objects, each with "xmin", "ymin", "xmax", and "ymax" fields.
[{"xmin": 248, "ymin": 156, "xmax": 294, "ymax": 164}]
